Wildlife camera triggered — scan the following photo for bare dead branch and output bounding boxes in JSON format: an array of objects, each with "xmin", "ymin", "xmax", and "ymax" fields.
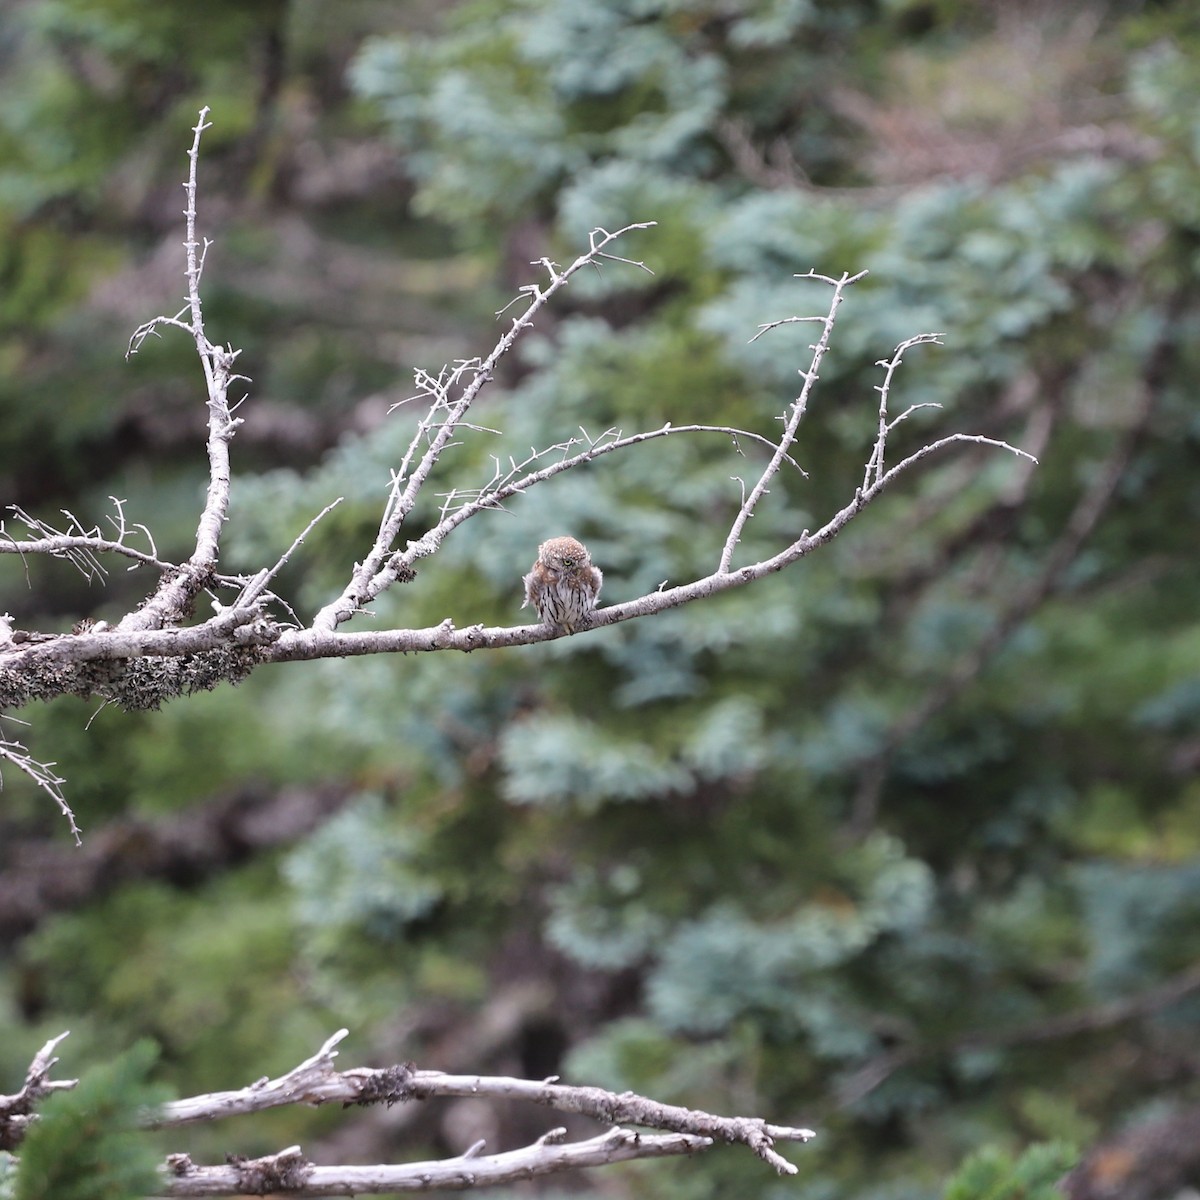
[
  {"xmin": 718, "ymin": 268, "xmax": 868, "ymax": 574},
  {"xmin": 310, "ymin": 223, "xmax": 657, "ymax": 634},
  {"xmin": 0, "ymin": 1032, "xmax": 76, "ymax": 1151},
  {"xmin": 158, "ymin": 1128, "xmax": 709, "ymax": 1196},
  {"xmin": 0, "ymin": 111, "xmax": 1039, "ymax": 852},
  {"xmin": 0, "ymin": 504, "xmax": 172, "ymax": 578},
  {"xmin": 127, "ymin": 313, "xmax": 193, "ymax": 357},
  {"xmin": 864, "ymin": 333, "xmax": 945, "ymax": 488},
  {"xmin": 0, "ymin": 257, "xmax": 1035, "ymax": 687},
  {"xmin": 118, "ymin": 107, "xmax": 245, "ymax": 634},
  {"xmin": 398, "ymin": 1069, "xmax": 814, "ymax": 1174},
  {"xmin": 0, "ymin": 719, "xmax": 80, "ymax": 845},
  {"xmin": 6, "ymin": 1029, "xmax": 810, "ymax": 1194},
  {"xmin": 148, "ymin": 1029, "xmax": 813, "ymax": 1174}
]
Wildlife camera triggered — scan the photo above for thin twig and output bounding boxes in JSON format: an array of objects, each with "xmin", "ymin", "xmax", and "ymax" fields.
[
  {"xmin": 237, "ymin": 499, "xmax": 344, "ymax": 609},
  {"xmin": 718, "ymin": 269, "xmax": 868, "ymax": 574},
  {"xmin": 0, "ymin": 504, "xmax": 172, "ymax": 578},
  {"xmin": 385, "ymin": 420, "xmax": 809, "ymax": 586},
  {"xmin": 118, "ymin": 107, "xmax": 246, "ymax": 634},
  {"xmin": 0, "ymin": 726, "xmax": 79, "ymax": 844},
  {"xmin": 864, "ymin": 333, "xmax": 944, "ymax": 489}
]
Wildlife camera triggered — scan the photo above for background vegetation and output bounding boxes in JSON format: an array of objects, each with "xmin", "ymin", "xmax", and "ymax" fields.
[{"xmin": 1, "ymin": 1, "xmax": 1199, "ymax": 1197}]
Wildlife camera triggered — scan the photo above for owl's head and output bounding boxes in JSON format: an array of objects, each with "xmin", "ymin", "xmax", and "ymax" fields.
[{"xmin": 539, "ymin": 535, "xmax": 590, "ymax": 571}]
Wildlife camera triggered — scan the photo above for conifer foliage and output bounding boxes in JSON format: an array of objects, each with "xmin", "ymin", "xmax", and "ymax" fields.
[{"xmin": 2, "ymin": 3, "xmax": 1200, "ymax": 1199}]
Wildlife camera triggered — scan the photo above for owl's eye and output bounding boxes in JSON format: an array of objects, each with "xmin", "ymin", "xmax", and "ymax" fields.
[{"xmin": 562, "ymin": 556, "xmax": 576, "ymax": 567}]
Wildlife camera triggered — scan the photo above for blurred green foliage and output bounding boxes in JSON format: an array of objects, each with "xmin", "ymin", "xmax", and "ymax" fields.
[
  {"xmin": 942, "ymin": 1141, "xmax": 1078, "ymax": 1200},
  {"xmin": 13, "ymin": 1040, "xmax": 167, "ymax": 1200},
  {"xmin": 2, "ymin": 2, "xmax": 1200, "ymax": 1199}
]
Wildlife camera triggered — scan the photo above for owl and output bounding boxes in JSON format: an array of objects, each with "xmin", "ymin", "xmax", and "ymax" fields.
[{"xmin": 522, "ymin": 536, "xmax": 603, "ymax": 632}]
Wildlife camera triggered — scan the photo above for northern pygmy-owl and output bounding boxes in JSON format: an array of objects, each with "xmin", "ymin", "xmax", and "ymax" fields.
[{"xmin": 522, "ymin": 536, "xmax": 603, "ymax": 632}]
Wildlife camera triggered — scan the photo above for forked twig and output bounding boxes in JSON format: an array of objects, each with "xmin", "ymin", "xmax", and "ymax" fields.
[
  {"xmin": 718, "ymin": 269, "xmax": 867, "ymax": 574},
  {"xmin": 0, "ymin": 719, "xmax": 79, "ymax": 845},
  {"xmin": 118, "ymin": 107, "xmax": 248, "ymax": 634}
]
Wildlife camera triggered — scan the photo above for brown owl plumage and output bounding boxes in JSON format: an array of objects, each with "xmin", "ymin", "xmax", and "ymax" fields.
[{"xmin": 522, "ymin": 536, "xmax": 603, "ymax": 632}]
